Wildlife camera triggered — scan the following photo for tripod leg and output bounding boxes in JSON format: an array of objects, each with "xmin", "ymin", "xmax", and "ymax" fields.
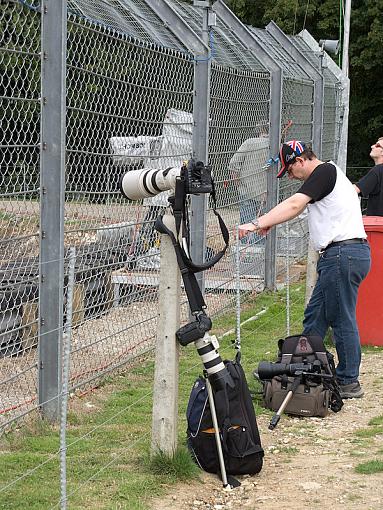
[
  {"xmin": 269, "ymin": 376, "xmax": 301, "ymax": 430},
  {"xmin": 205, "ymin": 377, "xmax": 229, "ymax": 488}
]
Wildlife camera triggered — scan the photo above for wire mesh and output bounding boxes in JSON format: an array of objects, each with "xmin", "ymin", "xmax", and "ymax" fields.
[
  {"xmin": 205, "ymin": 62, "xmax": 270, "ymax": 311},
  {"xmin": 0, "ymin": 0, "xmax": 41, "ymax": 430},
  {"xmin": 0, "ymin": 0, "xmax": 345, "ymax": 435},
  {"xmin": 65, "ymin": 11, "xmax": 194, "ymax": 396}
]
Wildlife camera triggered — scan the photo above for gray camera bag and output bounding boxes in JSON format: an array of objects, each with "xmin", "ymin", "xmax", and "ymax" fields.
[{"xmin": 262, "ymin": 334, "xmax": 341, "ymax": 417}]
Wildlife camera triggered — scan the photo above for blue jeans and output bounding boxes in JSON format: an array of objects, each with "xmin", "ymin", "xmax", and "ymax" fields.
[
  {"xmin": 303, "ymin": 243, "xmax": 371, "ymax": 385},
  {"xmin": 240, "ymin": 198, "xmax": 264, "ymax": 246}
]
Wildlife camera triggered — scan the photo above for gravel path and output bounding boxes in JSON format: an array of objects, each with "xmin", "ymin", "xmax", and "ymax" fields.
[{"xmin": 152, "ymin": 350, "xmax": 383, "ymax": 510}]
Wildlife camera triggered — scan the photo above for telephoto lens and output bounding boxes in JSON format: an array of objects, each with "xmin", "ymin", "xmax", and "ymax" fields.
[
  {"xmin": 119, "ymin": 166, "xmax": 180, "ymax": 200},
  {"xmin": 257, "ymin": 361, "xmax": 313, "ymax": 380}
]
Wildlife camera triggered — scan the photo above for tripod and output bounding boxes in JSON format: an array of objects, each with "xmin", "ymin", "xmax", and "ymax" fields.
[{"xmin": 154, "ymin": 190, "xmax": 238, "ymax": 488}]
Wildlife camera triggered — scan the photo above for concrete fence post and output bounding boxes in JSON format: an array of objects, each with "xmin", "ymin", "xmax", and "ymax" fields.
[{"xmin": 151, "ymin": 212, "xmax": 181, "ymax": 454}]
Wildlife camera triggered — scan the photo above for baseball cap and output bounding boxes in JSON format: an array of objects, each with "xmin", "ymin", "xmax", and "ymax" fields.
[{"xmin": 277, "ymin": 140, "xmax": 306, "ymax": 178}]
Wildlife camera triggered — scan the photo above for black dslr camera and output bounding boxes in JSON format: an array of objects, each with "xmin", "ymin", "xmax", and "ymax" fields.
[{"xmin": 182, "ymin": 159, "xmax": 213, "ymax": 195}]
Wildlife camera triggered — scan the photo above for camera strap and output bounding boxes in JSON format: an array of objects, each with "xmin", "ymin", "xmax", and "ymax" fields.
[
  {"xmin": 173, "ymin": 177, "xmax": 229, "ymax": 273},
  {"xmin": 155, "ymin": 169, "xmax": 230, "ymax": 313},
  {"xmin": 155, "ymin": 215, "xmax": 206, "ymax": 313}
]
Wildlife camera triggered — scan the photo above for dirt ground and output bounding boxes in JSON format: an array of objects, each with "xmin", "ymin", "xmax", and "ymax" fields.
[{"xmin": 151, "ymin": 350, "xmax": 383, "ymax": 510}]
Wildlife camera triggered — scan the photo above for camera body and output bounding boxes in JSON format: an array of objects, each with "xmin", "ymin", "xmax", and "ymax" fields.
[
  {"xmin": 182, "ymin": 159, "xmax": 213, "ymax": 195},
  {"xmin": 176, "ymin": 313, "xmax": 212, "ymax": 346}
]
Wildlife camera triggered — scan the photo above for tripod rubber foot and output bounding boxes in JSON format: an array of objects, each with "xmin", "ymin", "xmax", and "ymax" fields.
[
  {"xmin": 223, "ymin": 475, "xmax": 241, "ymax": 489},
  {"xmin": 269, "ymin": 414, "xmax": 280, "ymax": 430}
]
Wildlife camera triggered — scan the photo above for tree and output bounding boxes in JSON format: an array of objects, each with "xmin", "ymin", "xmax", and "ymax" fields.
[{"xmin": 226, "ymin": 0, "xmax": 383, "ymax": 177}]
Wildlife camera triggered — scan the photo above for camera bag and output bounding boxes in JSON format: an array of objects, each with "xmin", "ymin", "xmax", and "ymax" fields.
[
  {"xmin": 262, "ymin": 334, "xmax": 343, "ymax": 417},
  {"xmin": 186, "ymin": 352, "xmax": 264, "ymax": 476}
]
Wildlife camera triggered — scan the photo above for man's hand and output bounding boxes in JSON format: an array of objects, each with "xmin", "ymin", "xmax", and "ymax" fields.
[{"xmin": 238, "ymin": 222, "xmax": 270, "ymax": 239}]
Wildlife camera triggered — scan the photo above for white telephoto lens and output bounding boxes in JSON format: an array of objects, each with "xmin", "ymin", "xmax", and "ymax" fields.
[{"xmin": 120, "ymin": 167, "xmax": 180, "ymax": 200}]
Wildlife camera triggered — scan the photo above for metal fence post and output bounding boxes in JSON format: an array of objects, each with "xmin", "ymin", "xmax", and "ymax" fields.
[
  {"xmin": 213, "ymin": 0, "xmax": 282, "ymax": 290},
  {"xmin": 266, "ymin": 69, "xmax": 283, "ymax": 290},
  {"xmin": 190, "ymin": 1, "xmax": 212, "ymax": 292},
  {"xmin": 39, "ymin": 0, "xmax": 67, "ymax": 421},
  {"xmin": 266, "ymin": 21, "xmax": 324, "ymax": 156},
  {"xmin": 60, "ymin": 247, "xmax": 76, "ymax": 510},
  {"xmin": 299, "ymin": 30, "xmax": 349, "ymax": 172},
  {"xmin": 266, "ymin": 22, "xmax": 324, "ymax": 305},
  {"xmin": 141, "ymin": 0, "xmax": 210, "ymax": 301}
]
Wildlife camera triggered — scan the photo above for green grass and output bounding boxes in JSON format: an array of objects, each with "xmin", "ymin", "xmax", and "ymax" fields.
[
  {"xmin": 147, "ymin": 447, "xmax": 200, "ymax": 481},
  {"xmin": 3, "ymin": 279, "xmax": 377, "ymax": 509},
  {"xmin": 355, "ymin": 460, "xmax": 383, "ymax": 475},
  {"xmin": 352, "ymin": 414, "xmax": 383, "ymax": 471},
  {"xmin": 354, "ymin": 415, "xmax": 383, "ymax": 439}
]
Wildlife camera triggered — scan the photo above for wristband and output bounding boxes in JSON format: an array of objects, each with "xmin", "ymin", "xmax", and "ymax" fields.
[{"xmin": 251, "ymin": 218, "xmax": 260, "ymax": 229}]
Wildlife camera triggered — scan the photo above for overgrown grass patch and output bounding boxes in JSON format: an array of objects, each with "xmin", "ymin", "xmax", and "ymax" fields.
[
  {"xmin": 351, "ymin": 414, "xmax": 383, "ymax": 464},
  {"xmin": 354, "ymin": 414, "xmax": 383, "ymax": 439},
  {"xmin": 147, "ymin": 446, "xmax": 201, "ymax": 481}
]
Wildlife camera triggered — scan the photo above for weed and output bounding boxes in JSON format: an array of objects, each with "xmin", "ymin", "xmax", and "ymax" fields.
[
  {"xmin": 368, "ymin": 415, "xmax": 383, "ymax": 426},
  {"xmin": 146, "ymin": 446, "xmax": 200, "ymax": 482},
  {"xmin": 355, "ymin": 459, "xmax": 383, "ymax": 474}
]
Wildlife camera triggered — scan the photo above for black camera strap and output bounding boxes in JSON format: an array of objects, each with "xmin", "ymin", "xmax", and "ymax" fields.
[
  {"xmin": 155, "ymin": 215, "xmax": 206, "ymax": 313},
  {"xmin": 155, "ymin": 172, "xmax": 229, "ymax": 314},
  {"xmin": 172, "ymin": 176, "xmax": 229, "ymax": 273}
]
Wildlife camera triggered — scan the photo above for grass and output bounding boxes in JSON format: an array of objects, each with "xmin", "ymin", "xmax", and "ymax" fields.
[
  {"xmin": 0, "ymin": 280, "xmax": 381, "ymax": 509},
  {"xmin": 354, "ymin": 415, "xmax": 383, "ymax": 439},
  {"xmin": 147, "ymin": 447, "xmax": 200, "ymax": 481},
  {"xmin": 355, "ymin": 460, "xmax": 383, "ymax": 475},
  {"xmin": 353, "ymin": 414, "xmax": 383, "ymax": 474}
]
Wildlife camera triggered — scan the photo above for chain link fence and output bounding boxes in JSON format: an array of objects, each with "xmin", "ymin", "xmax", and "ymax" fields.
[{"xmin": 0, "ymin": 0, "xmax": 346, "ymax": 432}]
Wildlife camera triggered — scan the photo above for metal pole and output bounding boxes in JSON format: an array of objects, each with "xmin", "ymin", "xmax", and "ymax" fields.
[
  {"xmin": 213, "ymin": 0, "xmax": 282, "ymax": 290},
  {"xmin": 205, "ymin": 377, "xmax": 228, "ymax": 487},
  {"xmin": 285, "ymin": 222, "xmax": 290, "ymax": 336},
  {"xmin": 60, "ymin": 248, "xmax": 76, "ymax": 510},
  {"xmin": 266, "ymin": 22, "xmax": 324, "ymax": 305},
  {"xmin": 190, "ymin": 1, "xmax": 212, "ymax": 296},
  {"xmin": 342, "ymin": 0, "xmax": 352, "ymax": 77},
  {"xmin": 151, "ymin": 212, "xmax": 180, "ymax": 454},
  {"xmin": 265, "ymin": 69, "xmax": 282, "ymax": 291},
  {"xmin": 266, "ymin": 21, "xmax": 323, "ymax": 156},
  {"xmin": 39, "ymin": 0, "xmax": 67, "ymax": 421},
  {"xmin": 339, "ymin": 0, "xmax": 352, "ymax": 173},
  {"xmin": 235, "ymin": 226, "xmax": 241, "ymax": 351}
]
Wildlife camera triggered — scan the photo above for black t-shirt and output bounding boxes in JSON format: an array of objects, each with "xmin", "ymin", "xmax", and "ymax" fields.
[
  {"xmin": 356, "ymin": 164, "xmax": 383, "ymax": 216},
  {"xmin": 297, "ymin": 162, "xmax": 337, "ymax": 202}
]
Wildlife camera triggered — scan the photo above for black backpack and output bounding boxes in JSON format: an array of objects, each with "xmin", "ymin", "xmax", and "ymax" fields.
[
  {"xmin": 186, "ymin": 353, "xmax": 264, "ymax": 476},
  {"xmin": 261, "ymin": 334, "xmax": 343, "ymax": 417}
]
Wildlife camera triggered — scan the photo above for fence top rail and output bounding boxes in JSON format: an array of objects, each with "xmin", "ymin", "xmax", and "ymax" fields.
[{"xmin": 292, "ymin": 34, "xmax": 341, "ymax": 86}]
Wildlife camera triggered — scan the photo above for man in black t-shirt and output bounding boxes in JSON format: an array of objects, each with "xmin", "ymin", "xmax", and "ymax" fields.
[
  {"xmin": 239, "ymin": 140, "xmax": 370, "ymax": 399},
  {"xmin": 354, "ymin": 137, "xmax": 383, "ymax": 216}
]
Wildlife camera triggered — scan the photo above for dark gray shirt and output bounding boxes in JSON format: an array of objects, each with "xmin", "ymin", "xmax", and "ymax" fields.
[{"xmin": 356, "ymin": 164, "xmax": 383, "ymax": 216}]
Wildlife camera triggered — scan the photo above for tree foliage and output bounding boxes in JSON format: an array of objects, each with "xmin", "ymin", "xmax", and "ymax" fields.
[{"xmin": 226, "ymin": 0, "xmax": 383, "ymax": 173}]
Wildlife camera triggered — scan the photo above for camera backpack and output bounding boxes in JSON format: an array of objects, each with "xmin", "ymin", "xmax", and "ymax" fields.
[
  {"xmin": 186, "ymin": 353, "xmax": 264, "ymax": 476},
  {"xmin": 262, "ymin": 334, "xmax": 343, "ymax": 417}
]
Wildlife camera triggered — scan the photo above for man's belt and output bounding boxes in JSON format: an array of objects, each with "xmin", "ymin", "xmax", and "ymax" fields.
[{"xmin": 323, "ymin": 238, "xmax": 368, "ymax": 251}]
